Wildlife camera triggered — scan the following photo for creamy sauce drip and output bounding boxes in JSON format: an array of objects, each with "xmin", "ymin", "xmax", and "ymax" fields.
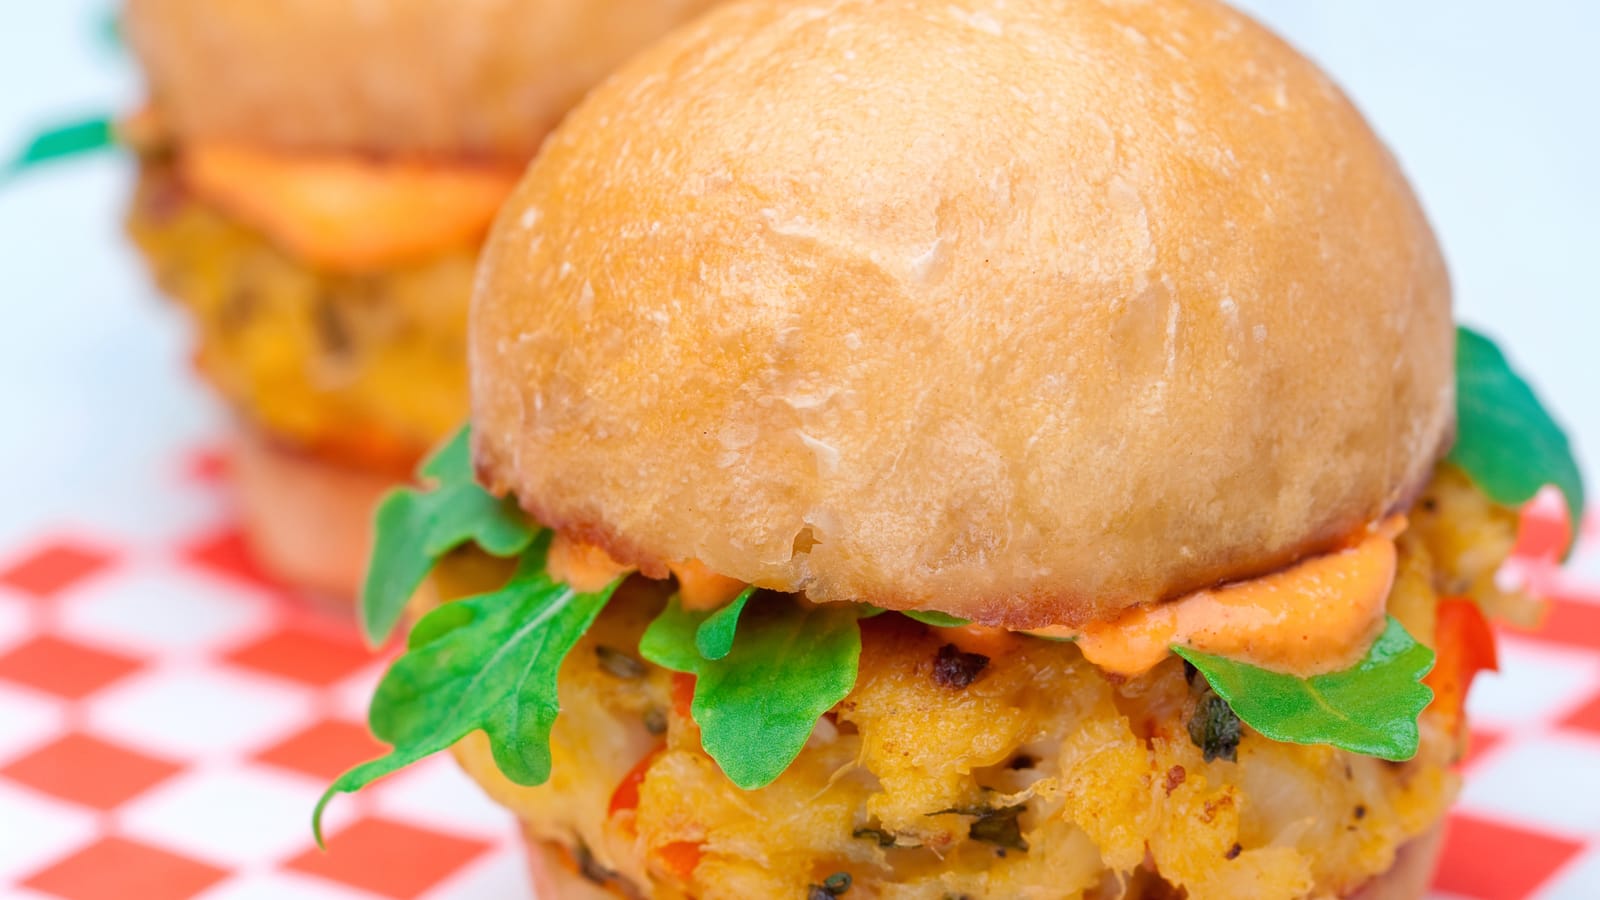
[
  {"xmin": 545, "ymin": 534, "xmax": 746, "ymax": 610},
  {"xmin": 551, "ymin": 519, "xmax": 1403, "ymax": 678},
  {"xmin": 1032, "ymin": 517, "xmax": 1405, "ymax": 676}
]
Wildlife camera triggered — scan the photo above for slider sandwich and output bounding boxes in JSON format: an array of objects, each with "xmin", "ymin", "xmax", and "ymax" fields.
[
  {"xmin": 318, "ymin": 1, "xmax": 1587, "ymax": 897},
  {"xmin": 121, "ymin": 0, "xmax": 723, "ymax": 596}
]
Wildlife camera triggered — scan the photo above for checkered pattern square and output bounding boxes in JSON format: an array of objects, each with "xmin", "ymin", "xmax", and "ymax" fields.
[
  {"xmin": 0, "ymin": 636, "xmax": 142, "ymax": 700},
  {"xmin": 20, "ymin": 836, "xmax": 231, "ymax": 900},
  {"xmin": 1434, "ymin": 816, "xmax": 1586, "ymax": 900},
  {"xmin": 256, "ymin": 721, "xmax": 389, "ymax": 782},
  {"xmin": 0, "ymin": 452, "xmax": 529, "ymax": 900},
  {"xmin": 286, "ymin": 817, "xmax": 492, "ymax": 899},
  {"xmin": 0, "ymin": 542, "xmax": 116, "ymax": 599},
  {"xmin": 2, "ymin": 733, "xmax": 181, "ymax": 809},
  {"xmin": 0, "ymin": 448, "xmax": 1596, "ymax": 900}
]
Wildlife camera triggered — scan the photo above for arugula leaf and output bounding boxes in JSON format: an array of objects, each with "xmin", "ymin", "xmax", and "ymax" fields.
[
  {"xmin": 641, "ymin": 597, "xmax": 862, "ymax": 789},
  {"xmin": 1175, "ymin": 617, "xmax": 1434, "ymax": 761},
  {"xmin": 315, "ymin": 537, "xmax": 620, "ymax": 843},
  {"xmin": 694, "ymin": 601, "xmax": 862, "ymax": 788},
  {"xmin": 5, "ymin": 116, "xmax": 115, "ymax": 178},
  {"xmin": 695, "ymin": 587, "xmax": 756, "ymax": 660},
  {"xmin": 856, "ymin": 606, "xmax": 960, "ymax": 625},
  {"xmin": 361, "ymin": 426, "xmax": 539, "ymax": 644},
  {"xmin": 901, "ymin": 609, "xmax": 971, "ymax": 628},
  {"xmin": 1450, "ymin": 326, "xmax": 1586, "ymax": 558},
  {"xmin": 639, "ymin": 596, "xmax": 711, "ymax": 673}
]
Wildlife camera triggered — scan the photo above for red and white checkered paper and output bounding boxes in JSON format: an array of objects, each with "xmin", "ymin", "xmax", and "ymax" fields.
[{"xmin": 0, "ymin": 446, "xmax": 1597, "ymax": 900}]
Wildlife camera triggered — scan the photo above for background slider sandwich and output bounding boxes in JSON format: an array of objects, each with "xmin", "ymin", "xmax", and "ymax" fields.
[{"xmin": 121, "ymin": 0, "xmax": 722, "ymax": 597}]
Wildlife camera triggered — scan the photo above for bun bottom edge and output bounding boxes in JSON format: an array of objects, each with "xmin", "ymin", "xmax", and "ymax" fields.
[{"xmin": 231, "ymin": 425, "xmax": 396, "ymax": 602}]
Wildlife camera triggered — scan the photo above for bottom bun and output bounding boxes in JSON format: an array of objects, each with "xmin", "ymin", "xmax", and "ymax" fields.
[
  {"xmin": 1346, "ymin": 822, "xmax": 1446, "ymax": 900},
  {"xmin": 519, "ymin": 824, "xmax": 1444, "ymax": 899},
  {"xmin": 232, "ymin": 427, "xmax": 398, "ymax": 601},
  {"xmin": 524, "ymin": 833, "xmax": 631, "ymax": 900}
]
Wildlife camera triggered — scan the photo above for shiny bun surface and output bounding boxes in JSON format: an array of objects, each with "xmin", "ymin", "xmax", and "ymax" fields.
[{"xmin": 473, "ymin": 0, "xmax": 1453, "ymax": 627}]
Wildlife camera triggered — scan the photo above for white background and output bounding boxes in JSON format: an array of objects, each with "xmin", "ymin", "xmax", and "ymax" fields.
[{"xmin": 1, "ymin": 0, "xmax": 1596, "ymax": 545}]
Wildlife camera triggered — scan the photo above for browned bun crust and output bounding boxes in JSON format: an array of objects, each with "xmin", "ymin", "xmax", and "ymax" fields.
[
  {"xmin": 123, "ymin": 0, "xmax": 724, "ymax": 159},
  {"xmin": 231, "ymin": 427, "xmax": 394, "ymax": 601},
  {"xmin": 471, "ymin": 0, "xmax": 1453, "ymax": 628}
]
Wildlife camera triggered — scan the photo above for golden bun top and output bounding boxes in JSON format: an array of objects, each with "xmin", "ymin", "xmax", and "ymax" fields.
[
  {"xmin": 123, "ymin": 0, "xmax": 723, "ymax": 160},
  {"xmin": 471, "ymin": 0, "xmax": 1454, "ymax": 628}
]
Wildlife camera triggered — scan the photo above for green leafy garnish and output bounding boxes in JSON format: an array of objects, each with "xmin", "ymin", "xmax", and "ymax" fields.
[
  {"xmin": 1176, "ymin": 617, "xmax": 1434, "ymax": 761},
  {"xmin": 642, "ymin": 598, "xmax": 862, "ymax": 789},
  {"xmin": 901, "ymin": 609, "xmax": 971, "ymax": 628},
  {"xmin": 315, "ymin": 536, "xmax": 620, "ymax": 843},
  {"xmin": 361, "ymin": 426, "xmax": 539, "ymax": 644},
  {"xmin": 1451, "ymin": 325, "xmax": 1586, "ymax": 557},
  {"xmin": 5, "ymin": 116, "xmax": 115, "ymax": 179},
  {"xmin": 694, "ymin": 602, "xmax": 861, "ymax": 788},
  {"xmin": 638, "ymin": 596, "xmax": 710, "ymax": 673},
  {"xmin": 695, "ymin": 587, "xmax": 756, "ymax": 660}
]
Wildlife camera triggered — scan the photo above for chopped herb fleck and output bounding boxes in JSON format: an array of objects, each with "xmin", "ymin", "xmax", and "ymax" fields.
[
  {"xmin": 822, "ymin": 871, "xmax": 852, "ymax": 894},
  {"xmin": 932, "ymin": 643, "xmax": 989, "ymax": 689},
  {"xmin": 969, "ymin": 804, "xmax": 1028, "ymax": 852},
  {"xmin": 1225, "ymin": 842, "xmax": 1243, "ymax": 860},
  {"xmin": 1354, "ymin": 804, "xmax": 1367, "ymax": 820},
  {"xmin": 575, "ymin": 841, "xmax": 618, "ymax": 886},
  {"xmin": 1188, "ymin": 693, "xmax": 1242, "ymax": 763},
  {"xmin": 852, "ymin": 827, "xmax": 897, "ymax": 848},
  {"xmin": 643, "ymin": 706, "xmax": 668, "ymax": 735},
  {"xmin": 596, "ymin": 645, "xmax": 646, "ymax": 680},
  {"xmin": 931, "ymin": 803, "xmax": 1028, "ymax": 852},
  {"xmin": 929, "ymin": 804, "xmax": 986, "ymax": 816}
]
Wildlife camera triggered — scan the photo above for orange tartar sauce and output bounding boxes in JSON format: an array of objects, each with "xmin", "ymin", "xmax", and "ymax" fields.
[{"xmin": 180, "ymin": 142, "xmax": 520, "ymax": 272}]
